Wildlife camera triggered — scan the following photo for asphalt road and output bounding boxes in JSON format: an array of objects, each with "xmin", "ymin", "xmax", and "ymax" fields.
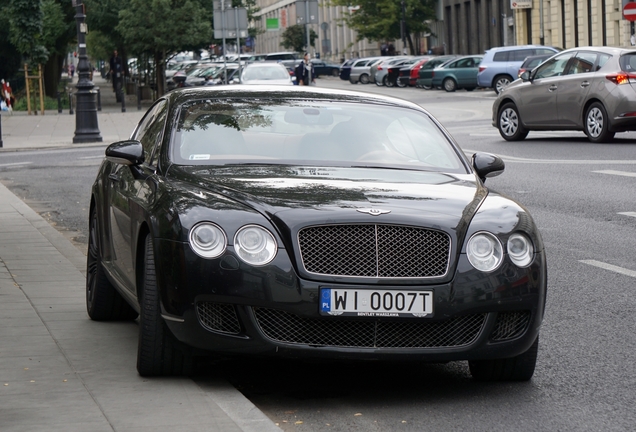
[{"xmin": 1, "ymin": 79, "xmax": 635, "ymax": 431}]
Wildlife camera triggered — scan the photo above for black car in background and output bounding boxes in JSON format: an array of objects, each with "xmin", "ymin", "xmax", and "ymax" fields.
[
  {"xmin": 339, "ymin": 58, "xmax": 357, "ymax": 80},
  {"xmin": 87, "ymin": 85, "xmax": 547, "ymax": 382},
  {"xmin": 310, "ymin": 59, "xmax": 341, "ymax": 77}
]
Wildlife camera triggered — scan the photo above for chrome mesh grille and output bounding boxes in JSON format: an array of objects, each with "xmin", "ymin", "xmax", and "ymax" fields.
[
  {"xmin": 253, "ymin": 307, "xmax": 485, "ymax": 348},
  {"xmin": 490, "ymin": 311, "xmax": 531, "ymax": 341},
  {"xmin": 197, "ymin": 302, "xmax": 241, "ymax": 335},
  {"xmin": 298, "ymin": 224, "xmax": 450, "ymax": 278}
]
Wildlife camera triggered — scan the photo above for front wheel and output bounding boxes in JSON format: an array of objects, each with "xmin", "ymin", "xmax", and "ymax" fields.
[
  {"xmin": 584, "ymin": 102, "xmax": 615, "ymax": 143},
  {"xmin": 498, "ymin": 102, "xmax": 528, "ymax": 141},
  {"xmin": 469, "ymin": 336, "xmax": 539, "ymax": 381},
  {"xmin": 397, "ymin": 78, "xmax": 407, "ymax": 88},
  {"xmin": 443, "ymin": 78, "xmax": 457, "ymax": 92},
  {"xmin": 359, "ymin": 73, "xmax": 369, "ymax": 84},
  {"xmin": 137, "ymin": 234, "xmax": 192, "ymax": 376}
]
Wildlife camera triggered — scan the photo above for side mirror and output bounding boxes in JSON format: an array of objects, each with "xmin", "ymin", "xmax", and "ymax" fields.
[
  {"xmin": 520, "ymin": 71, "xmax": 531, "ymax": 82},
  {"xmin": 472, "ymin": 152, "xmax": 505, "ymax": 182},
  {"xmin": 105, "ymin": 140, "xmax": 144, "ymax": 166}
]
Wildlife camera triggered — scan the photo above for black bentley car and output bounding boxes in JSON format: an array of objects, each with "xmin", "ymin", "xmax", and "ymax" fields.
[{"xmin": 87, "ymin": 86, "xmax": 547, "ymax": 380}]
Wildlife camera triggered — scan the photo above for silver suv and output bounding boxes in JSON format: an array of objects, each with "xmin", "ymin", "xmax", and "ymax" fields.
[{"xmin": 477, "ymin": 45, "xmax": 561, "ymax": 94}]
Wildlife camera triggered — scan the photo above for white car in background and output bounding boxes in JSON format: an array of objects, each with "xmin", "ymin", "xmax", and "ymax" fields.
[{"xmin": 240, "ymin": 62, "xmax": 293, "ymax": 85}]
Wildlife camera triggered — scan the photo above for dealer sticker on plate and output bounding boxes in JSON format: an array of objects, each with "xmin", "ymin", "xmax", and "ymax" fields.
[{"xmin": 320, "ymin": 288, "xmax": 433, "ymax": 318}]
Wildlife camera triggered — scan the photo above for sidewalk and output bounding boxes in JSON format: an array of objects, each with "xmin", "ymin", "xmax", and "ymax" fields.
[
  {"xmin": 0, "ymin": 75, "xmax": 149, "ymax": 151},
  {"xmin": 0, "ymin": 77, "xmax": 281, "ymax": 431}
]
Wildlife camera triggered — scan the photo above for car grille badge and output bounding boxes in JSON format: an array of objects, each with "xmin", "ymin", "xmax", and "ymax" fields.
[{"xmin": 356, "ymin": 208, "xmax": 391, "ymax": 216}]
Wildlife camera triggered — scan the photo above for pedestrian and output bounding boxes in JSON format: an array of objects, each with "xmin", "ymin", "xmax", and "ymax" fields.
[
  {"xmin": 1, "ymin": 79, "xmax": 15, "ymax": 113},
  {"xmin": 294, "ymin": 53, "xmax": 315, "ymax": 86},
  {"xmin": 69, "ymin": 63, "xmax": 75, "ymax": 78},
  {"xmin": 109, "ymin": 49, "xmax": 124, "ymax": 93}
]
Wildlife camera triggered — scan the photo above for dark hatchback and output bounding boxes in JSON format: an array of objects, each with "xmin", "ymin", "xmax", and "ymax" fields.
[{"xmin": 87, "ymin": 86, "xmax": 547, "ymax": 380}]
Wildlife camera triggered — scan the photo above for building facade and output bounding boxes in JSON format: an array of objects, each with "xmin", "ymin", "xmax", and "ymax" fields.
[{"xmin": 252, "ymin": 0, "xmax": 635, "ymax": 60}]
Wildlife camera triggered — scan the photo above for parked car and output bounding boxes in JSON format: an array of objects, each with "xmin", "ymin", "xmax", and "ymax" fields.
[
  {"xmin": 517, "ymin": 54, "xmax": 552, "ymax": 77},
  {"xmin": 349, "ymin": 57, "xmax": 384, "ymax": 84},
  {"xmin": 397, "ymin": 57, "xmax": 431, "ymax": 87},
  {"xmin": 339, "ymin": 58, "xmax": 357, "ymax": 80},
  {"xmin": 416, "ymin": 55, "xmax": 458, "ymax": 89},
  {"xmin": 385, "ymin": 58, "xmax": 422, "ymax": 87},
  {"xmin": 310, "ymin": 59, "xmax": 341, "ymax": 77},
  {"xmin": 202, "ymin": 64, "xmax": 241, "ymax": 86},
  {"xmin": 88, "ymin": 85, "xmax": 546, "ymax": 380},
  {"xmin": 182, "ymin": 64, "xmax": 224, "ymax": 87},
  {"xmin": 431, "ymin": 55, "xmax": 483, "ymax": 92},
  {"xmin": 493, "ymin": 46, "xmax": 636, "ymax": 143},
  {"xmin": 477, "ymin": 45, "xmax": 562, "ymax": 94},
  {"xmin": 240, "ymin": 62, "xmax": 292, "ymax": 85},
  {"xmin": 371, "ymin": 56, "xmax": 409, "ymax": 85}
]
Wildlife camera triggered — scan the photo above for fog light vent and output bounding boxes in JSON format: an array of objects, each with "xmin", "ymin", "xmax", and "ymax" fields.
[
  {"xmin": 197, "ymin": 302, "xmax": 241, "ymax": 335},
  {"xmin": 490, "ymin": 311, "xmax": 531, "ymax": 341}
]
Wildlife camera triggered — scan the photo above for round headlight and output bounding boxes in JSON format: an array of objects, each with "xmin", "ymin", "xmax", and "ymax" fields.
[
  {"xmin": 234, "ymin": 225, "xmax": 277, "ymax": 266},
  {"xmin": 189, "ymin": 222, "xmax": 227, "ymax": 258},
  {"xmin": 507, "ymin": 233, "xmax": 534, "ymax": 267},
  {"xmin": 467, "ymin": 232, "xmax": 503, "ymax": 272}
]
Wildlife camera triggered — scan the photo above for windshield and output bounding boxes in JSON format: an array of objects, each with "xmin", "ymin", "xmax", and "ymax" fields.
[{"xmin": 171, "ymin": 99, "xmax": 465, "ymax": 173}]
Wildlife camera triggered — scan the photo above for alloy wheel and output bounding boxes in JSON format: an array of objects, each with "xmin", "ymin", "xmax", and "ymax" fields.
[{"xmin": 586, "ymin": 107, "xmax": 604, "ymax": 138}]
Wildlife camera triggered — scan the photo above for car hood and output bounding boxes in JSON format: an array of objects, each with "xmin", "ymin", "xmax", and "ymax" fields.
[{"xmin": 168, "ymin": 165, "xmax": 486, "ymax": 236}]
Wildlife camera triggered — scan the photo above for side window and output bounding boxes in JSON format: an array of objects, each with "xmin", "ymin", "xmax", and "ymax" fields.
[
  {"xmin": 535, "ymin": 48, "xmax": 557, "ymax": 56},
  {"xmin": 596, "ymin": 54, "xmax": 611, "ymax": 71},
  {"xmin": 565, "ymin": 52, "xmax": 597, "ymax": 75},
  {"xmin": 511, "ymin": 49, "xmax": 533, "ymax": 61},
  {"xmin": 133, "ymin": 100, "xmax": 168, "ymax": 166},
  {"xmin": 493, "ymin": 51, "xmax": 509, "ymax": 62},
  {"xmin": 534, "ymin": 52, "xmax": 575, "ymax": 79}
]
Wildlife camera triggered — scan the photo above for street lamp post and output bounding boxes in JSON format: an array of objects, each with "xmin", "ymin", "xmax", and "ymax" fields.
[{"xmin": 72, "ymin": 0, "xmax": 102, "ymax": 143}]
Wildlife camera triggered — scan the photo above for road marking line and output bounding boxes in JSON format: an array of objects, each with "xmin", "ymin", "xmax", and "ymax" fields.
[
  {"xmin": 0, "ymin": 162, "xmax": 33, "ymax": 167},
  {"xmin": 593, "ymin": 170, "xmax": 636, "ymax": 177},
  {"xmin": 78, "ymin": 156, "xmax": 104, "ymax": 160},
  {"xmin": 618, "ymin": 212, "xmax": 636, "ymax": 218},
  {"xmin": 580, "ymin": 260, "xmax": 636, "ymax": 278}
]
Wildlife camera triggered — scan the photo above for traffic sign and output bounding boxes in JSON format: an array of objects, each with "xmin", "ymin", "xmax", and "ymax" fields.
[{"xmin": 624, "ymin": 1, "xmax": 636, "ymax": 21}]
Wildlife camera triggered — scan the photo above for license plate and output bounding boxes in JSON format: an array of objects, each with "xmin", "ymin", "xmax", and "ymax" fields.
[{"xmin": 320, "ymin": 288, "xmax": 433, "ymax": 318}]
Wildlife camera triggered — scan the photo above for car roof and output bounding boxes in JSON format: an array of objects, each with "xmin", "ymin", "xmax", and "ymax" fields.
[
  {"xmin": 166, "ymin": 85, "xmax": 432, "ymax": 114},
  {"xmin": 485, "ymin": 44, "xmax": 559, "ymax": 53}
]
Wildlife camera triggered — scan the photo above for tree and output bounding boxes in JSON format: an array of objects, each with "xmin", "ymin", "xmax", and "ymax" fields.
[
  {"xmin": 116, "ymin": 0, "xmax": 212, "ymax": 96},
  {"xmin": 7, "ymin": 0, "xmax": 49, "ymax": 66},
  {"xmin": 329, "ymin": 0, "xmax": 435, "ymax": 54},
  {"xmin": 281, "ymin": 24, "xmax": 317, "ymax": 53}
]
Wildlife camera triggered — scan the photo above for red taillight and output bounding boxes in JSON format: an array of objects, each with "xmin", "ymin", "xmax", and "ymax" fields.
[
  {"xmin": 606, "ymin": 72, "xmax": 636, "ymax": 85},
  {"xmin": 478, "ymin": 66, "xmax": 486, "ymax": 73},
  {"xmin": 377, "ymin": 65, "xmax": 383, "ymax": 70}
]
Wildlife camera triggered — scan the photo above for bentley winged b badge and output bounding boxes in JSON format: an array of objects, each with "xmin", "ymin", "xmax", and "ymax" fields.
[{"xmin": 356, "ymin": 208, "xmax": 391, "ymax": 216}]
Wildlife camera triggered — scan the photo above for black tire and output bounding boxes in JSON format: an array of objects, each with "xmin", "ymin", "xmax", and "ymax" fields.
[
  {"xmin": 386, "ymin": 77, "xmax": 395, "ymax": 87},
  {"xmin": 443, "ymin": 78, "xmax": 457, "ymax": 92},
  {"xmin": 359, "ymin": 73, "xmax": 369, "ymax": 84},
  {"xmin": 86, "ymin": 206, "xmax": 138, "ymax": 321},
  {"xmin": 376, "ymin": 75, "xmax": 387, "ymax": 87},
  {"xmin": 397, "ymin": 78, "xmax": 407, "ymax": 88},
  {"xmin": 584, "ymin": 102, "xmax": 615, "ymax": 143},
  {"xmin": 493, "ymin": 75, "xmax": 513, "ymax": 94},
  {"xmin": 469, "ymin": 336, "xmax": 539, "ymax": 382},
  {"xmin": 498, "ymin": 102, "xmax": 529, "ymax": 141},
  {"xmin": 137, "ymin": 234, "xmax": 193, "ymax": 376},
  {"xmin": 422, "ymin": 84, "xmax": 432, "ymax": 90}
]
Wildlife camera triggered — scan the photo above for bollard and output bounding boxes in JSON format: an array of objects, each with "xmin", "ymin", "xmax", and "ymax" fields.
[
  {"xmin": 57, "ymin": 92, "xmax": 62, "ymax": 113},
  {"xmin": 69, "ymin": 92, "xmax": 74, "ymax": 115},
  {"xmin": 0, "ymin": 113, "xmax": 3, "ymax": 148},
  {"xmin": 96, "ymin": 88, "xmax": 101, "ymax": 111},
  {"xmin": 137, "ymin": 83, "xmax": 142, "ymax": 111},
  {"xmin": 120, "ymin": 87, "xmax": 126, "ymax": 112}
]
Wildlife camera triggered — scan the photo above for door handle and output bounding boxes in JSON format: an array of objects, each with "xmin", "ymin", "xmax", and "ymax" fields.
[
  {"xmin": 548, "ymin": 85, "xmax": 558, "ymax": 92},
  {"xmin": 108, "ymin": 173, "xmax": 121, "ymax": 183},
  {"xmin": 580, "ymin": 81, "xmax": 590, "ymax": 87}
]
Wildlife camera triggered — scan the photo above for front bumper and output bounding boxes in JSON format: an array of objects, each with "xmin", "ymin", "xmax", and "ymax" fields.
[{"xmin": 157, "ymin": 239, "xmax": 547, "ymax": 361}]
